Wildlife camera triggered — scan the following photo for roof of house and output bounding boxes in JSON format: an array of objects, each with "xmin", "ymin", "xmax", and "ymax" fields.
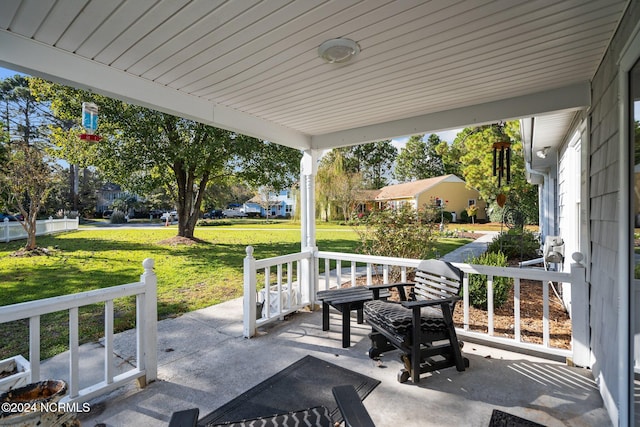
[{"xmin": 373, "ymin": 175, "xmax": 465, "ymax": 201}]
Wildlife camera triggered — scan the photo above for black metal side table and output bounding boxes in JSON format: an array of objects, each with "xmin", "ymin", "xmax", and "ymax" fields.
[{"xmin": 316, "ymin": 287, "xmax": 373, "ymax": 348}]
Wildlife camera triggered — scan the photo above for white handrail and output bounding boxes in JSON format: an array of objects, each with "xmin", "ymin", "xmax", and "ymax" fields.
[
  {"xmin": 0, "ymin": 258, "xmax": 157, "ymax": 404},
  {"xmin": 243, "ymin": 250, "xmax": 589, "ymax": 365}
]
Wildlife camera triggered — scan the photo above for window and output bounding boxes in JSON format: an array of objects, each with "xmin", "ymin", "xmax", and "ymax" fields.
[{"xmin": 468, "ymin": 199, "xmax": 476, "ymax": 207}]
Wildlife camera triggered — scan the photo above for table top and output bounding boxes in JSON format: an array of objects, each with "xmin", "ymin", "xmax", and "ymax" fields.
[{"xmin": 317, "ymin": 287, "xmax": 373, "ymax": 304}]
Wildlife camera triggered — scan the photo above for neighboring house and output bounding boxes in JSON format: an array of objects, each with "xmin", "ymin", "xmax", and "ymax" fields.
[
  {"xmin": 95, "ymin": 183, "xmax": 126, "ymax": 213},
  {"xmin": 96, "ymin": 183, "xmax": 141, "ymax": 215},
  {"xmin": 365, "ymin": 175, "xmax": 487, "ymax": 222},
  {"xmin": 244, "ymin": 189, "xmax": 296, "ymax": 218}
]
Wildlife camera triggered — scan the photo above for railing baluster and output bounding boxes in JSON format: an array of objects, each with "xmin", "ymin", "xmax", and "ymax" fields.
[
  {"xmin": 136, "ymin": 293, "xmax": 144, "ymax": 373},
  {"xmin": 401, "ymin": 266, "xmax": 407, "ymax": 283},
  {"xmin": 277, "ymin": 264, "xmax": 283, "ymax": 316},
  {"xmin": 287, "ymin": 262, "xmax": 293, "ymax": 309},
  {"xmin": 514, "ymin": 278, "xmax": 521, "ymax": 342},
  {"xmin": 29, "ymin": 316, "xmax": 40, "ymax": 382},
  {"xmin": 383, "ymin": 264, "xmax": 389, "ymax": 284},
  {"xmin": 264, "ymin": 267, "xmax": 271, "ymax": 318},
  {"xmin": 543, "ymin": 280, "xmax": 550, "ymax": 347},
  {"xmin": 366, "ymin": 263, "xmax": 372, "ymax": 286},
  {"xmin": 105, "ymin": 300, "xmax": 114, "ymax": 384},
  {"xmin": 336, "ymin": 260, "xmax": 342, "ymax": 287},
  {"xmin": 324, "ymin": 258, "xmax": 330, "ymax": 290},
  {"xmin": 487, "ymin": 275, "xmax": 494, "ymax": 336},
  {"xmin": 69, "ymin": 307, "xmax": 79, "ymax": 398},
  {"xmin": 463, "ymin": 274, "xmax": 469, "ymax": 331},
  {"xmin": 351, "ymin": 261, "xmax": 356, "ymax": 288}
]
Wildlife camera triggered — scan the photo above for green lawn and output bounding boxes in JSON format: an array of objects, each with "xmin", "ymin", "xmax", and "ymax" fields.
[{"xmin": 0, "ymin": 223, "xmax": 472, "ymax": 359}]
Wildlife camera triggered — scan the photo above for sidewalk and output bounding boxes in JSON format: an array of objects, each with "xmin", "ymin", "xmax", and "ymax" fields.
[{"xmin": 440, "ymin": 231, "xmax": 498, "ymax": 263}]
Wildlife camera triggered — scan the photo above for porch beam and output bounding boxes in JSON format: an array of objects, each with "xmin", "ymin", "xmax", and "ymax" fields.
[
  {"xmin": 310, "ymin": 82, "xmax": 591, "ymax": 149},
  {"xmin": 0, "ymin": 31, "xmax": 310, "ymax": 150}
]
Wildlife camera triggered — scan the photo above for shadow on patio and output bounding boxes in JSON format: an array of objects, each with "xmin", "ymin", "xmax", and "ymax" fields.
[{"xmin": 77, "ymin": 297, "xmax": 609, "ymax": 427}]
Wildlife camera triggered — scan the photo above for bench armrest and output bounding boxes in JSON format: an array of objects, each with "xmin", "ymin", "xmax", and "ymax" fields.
[
  {"xmin": 401, "ymin": 296, "xmax": 460, "ymax": 309},
  {"xmin": 367, "ymin": 282, "xmax": 412, "ymax": 300},
  {"xmin": 332, "ymin": 385, "xmax": 376, "ymax": 427}
]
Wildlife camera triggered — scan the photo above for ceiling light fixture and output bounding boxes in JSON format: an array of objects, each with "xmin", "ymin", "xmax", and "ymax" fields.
[{"xmin": 318, "ymin": 38, "xmax": 360, "ymax": 63}]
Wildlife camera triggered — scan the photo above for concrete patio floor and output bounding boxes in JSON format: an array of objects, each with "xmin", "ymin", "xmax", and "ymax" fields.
[{"xmin": 71, "ymin": 296, "xmax": 610, "ymax": 427}]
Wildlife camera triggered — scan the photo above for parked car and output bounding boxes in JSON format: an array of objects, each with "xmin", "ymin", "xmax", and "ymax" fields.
[
  {"xmin": 204, "ymin": 209, "xmax": 223, "ymax": 219},
  {"xmin": 0, "ymin": 213, "xmax": 19, "ymax": 221},
  {"xmin": 222, "ymin": 209, "xmax": 247, "ymax": 218},
  {"xmin": 161, "ymin": 211, "xmax": 178, "ymax": 221},
  {"xmin": 148, "ymin": 209, "xmax": 163, "ymax": 219},
  {"xmin": 102, "ymin": 210, "xmax": 113, "ymax": 219}
]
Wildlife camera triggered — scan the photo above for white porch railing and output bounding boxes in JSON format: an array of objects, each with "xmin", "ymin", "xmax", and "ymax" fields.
[
  {"xmin": 1, "ymin": 216, "xmax": 79, "ymax": 243},
  {"xmin": 243, "ymin": 249, "xmax": 589, "ymax": 366},
  {"xmin": 0, "ymin": 258, "xmax": 157, "ymax": 404}
]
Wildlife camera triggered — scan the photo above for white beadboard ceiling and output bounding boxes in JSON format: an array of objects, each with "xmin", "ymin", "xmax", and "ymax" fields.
[{"xmin": 0, "ymin": 0, "xmax": 628, "ymax": 151}]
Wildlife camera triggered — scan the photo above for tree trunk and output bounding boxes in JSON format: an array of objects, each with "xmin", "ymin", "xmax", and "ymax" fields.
[
  {"xmin": 173, "ymin": 159, "xmax": 209, "ymax": 239},
  {"xmin": 24, "ymin": 216, "xmax": 38, "ymax": 251}
]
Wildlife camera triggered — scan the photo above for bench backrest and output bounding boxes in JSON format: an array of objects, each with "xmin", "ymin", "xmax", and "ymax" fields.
[{"xmin": 412, "ymin": 259, "xmax": 463, "ymax": 301}]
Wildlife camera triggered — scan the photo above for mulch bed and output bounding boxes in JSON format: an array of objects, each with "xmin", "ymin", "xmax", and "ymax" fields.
[{"xmin": 452, "ymin": 278, "xmax": 571, "ymax": 349}]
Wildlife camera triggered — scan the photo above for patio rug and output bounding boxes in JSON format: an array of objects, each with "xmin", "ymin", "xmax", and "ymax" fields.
[
  {"xmin": 198, "ymin": 355, "xmax": 380, "ymax": 426},
  {"xmin": 488, "ymin": 409, "xmax": 545, "ymax": 427}
]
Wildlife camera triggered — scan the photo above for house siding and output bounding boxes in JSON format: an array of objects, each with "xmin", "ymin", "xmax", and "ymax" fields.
[
  {"xmin": 415, "ymin": 182, "xmax": 487, "ymax": 220},
  {"xmin": 588, "ymin": 1, "xmax": 640, "ymax": 422}
]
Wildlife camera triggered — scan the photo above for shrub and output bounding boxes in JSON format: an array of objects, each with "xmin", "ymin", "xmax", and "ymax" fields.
[
  {"xmin": 109, "ymin": 211, "xmax": 127, "ymax": 224},
  {"xmin": 459, "ymin": 210, "xmax": 469, "ymax": 223},
  {"xmin": 197, "ymin": 219, "xmax": 233, "ymax": 227},
  {"xmin": 355, "ymin": 204, "xmax": 439, "ymax": 279},
  {"xmin": 468, "ymin": 251, "xmax": 512, "ymax": 309},
  {"xmin": 487, "ymin": 229, "xmax": 540, "ymax": 261}
]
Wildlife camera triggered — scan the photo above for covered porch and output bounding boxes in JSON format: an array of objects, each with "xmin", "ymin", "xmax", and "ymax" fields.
[
  {"xmin": 1, "ymin": 0, "xmax": 637, "ymax": 424},
  {"xmin": 78, "ymin": 296, "xmax": 608, "ymax": 427}
]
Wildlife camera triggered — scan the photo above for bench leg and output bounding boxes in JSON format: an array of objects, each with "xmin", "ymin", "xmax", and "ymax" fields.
[
  {"xmin": 322, "ymin": 302, "xmax": 329, "ymax": 331},
  {"xmin": 342, "ymin": 303, "xmax": 351, "ymax": 348},
  {"xmin": 356, "ymin": 307, "xmax": 364, "ymax": 324}
]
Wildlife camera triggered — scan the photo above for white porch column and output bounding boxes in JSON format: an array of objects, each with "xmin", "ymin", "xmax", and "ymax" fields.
[
  {"xmin": 300, "ymin": 150, "xmax": 318, "ymax": 249},
  {"xmin": 300, "ymin": 150, "xmax": 319, "ymax": 305}
]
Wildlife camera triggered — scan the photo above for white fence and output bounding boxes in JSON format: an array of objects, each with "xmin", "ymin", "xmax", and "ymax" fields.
[
  {"xmin": 1, "ymin": 216, "xmax": 79, "ymax": 243},
  {"xmin": 243, "ymin": 249, "xmax": 589, "ymax": 366},
  {"xmin": 0, "ymin": 259, "xmax": 157, "ymax": 404}
]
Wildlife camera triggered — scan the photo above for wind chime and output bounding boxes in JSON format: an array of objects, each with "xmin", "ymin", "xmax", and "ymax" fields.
[
  {"xmin": 491, "ymin": 124, "xmax": 511, "ymax": 208},
  {"xmin": 492, "ymin": 124, "xmax": 511, "ymax": 187}
]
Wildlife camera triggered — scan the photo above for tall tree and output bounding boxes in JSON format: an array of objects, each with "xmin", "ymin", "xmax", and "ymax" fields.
[
  {"xmin": 335, "ymin": 140, "xmax": 397, "ymax": 189},
  {"xmin": 316, "ymin": 150, "xmax": 364, "ymax": 221},
  {"xmin": 0, "ymin": 76, "xmax": 55, "ymax": 251},
  {"xmin": 395, "ymin": 134, "xmax": 445, "ymax": 182},
  {"xmin": 36, "ymin": 79, "xmax": 301, "ymax": 239},
  {"xmin": 1, "ymin": 142, "xmax": 52, "ymax": 251}
]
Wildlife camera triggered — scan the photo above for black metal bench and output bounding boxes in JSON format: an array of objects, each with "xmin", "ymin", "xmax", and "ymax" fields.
[{"xmin": 364, "ymin": 259, "xmax": 469, "ymax": 383}]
